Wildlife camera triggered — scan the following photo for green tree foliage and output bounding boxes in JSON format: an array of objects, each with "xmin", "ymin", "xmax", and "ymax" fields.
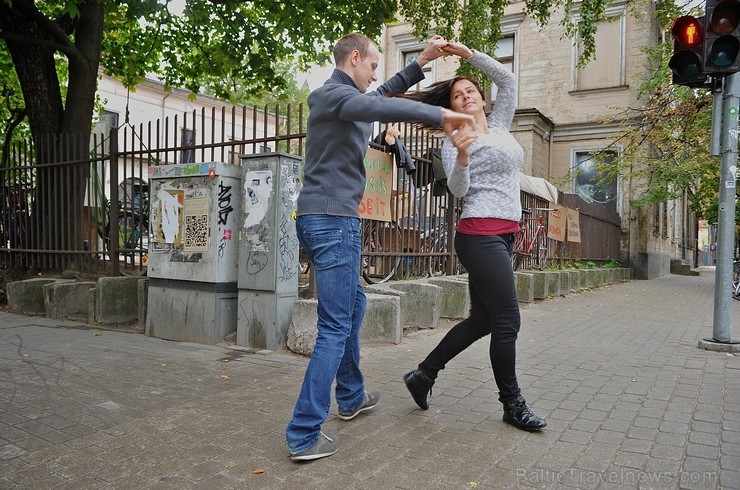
[
  {"xmin": 401, "ymin": 0, "xmax": 625, "ymax": 78},
  {"xmin": 235, "ymin": 61, "xmax": 310, "ymax": 155},
  {"xmin": 585, "ymin": 0, "xmax": 734, "ymax": 224},
  {"xmin": 0, "ymin": 0, "xmax": 633, "ymax": 257},
  {"xmin": 0, "ymin": 46, "xmax": 29, "ymax": 166},
  {"xmin": 0, "ymin": 0, "xmax": 616, "ymax": 148},
  {"xmin": 503, "ymin": 0, "xmax": 735, "ymax": 226}
]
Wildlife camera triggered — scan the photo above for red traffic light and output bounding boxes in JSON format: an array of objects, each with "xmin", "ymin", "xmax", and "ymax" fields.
[
  {"xmin": 672, "ymin": 15, "xmax": 704, "ymax": 47},
  {"xmin": 669, "ymin": 15, "xmax": 708, "ymax": 86}
]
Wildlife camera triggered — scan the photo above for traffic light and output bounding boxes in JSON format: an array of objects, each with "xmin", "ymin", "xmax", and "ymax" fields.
[
  {"xmin": 669, "ymin": 15, "xmax": 707, "ymax": 87},
  {"xmin": 703, "ymin": 0, "xmax": 740, "ymax": 74}
]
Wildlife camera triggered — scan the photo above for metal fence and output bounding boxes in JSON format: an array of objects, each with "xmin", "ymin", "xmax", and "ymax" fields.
[
  {"xmin": 552, "ymin": 192, "xmax": 622, "ymax": 264},
  {"xmin": 1, "ymin": 103, "xmax": 620, "ymax": 279}
]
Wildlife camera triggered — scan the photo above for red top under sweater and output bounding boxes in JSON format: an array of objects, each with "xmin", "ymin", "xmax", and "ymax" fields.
[{"xmin": 456, "ymin": 217, "xmax": 520, "ymax": 236}]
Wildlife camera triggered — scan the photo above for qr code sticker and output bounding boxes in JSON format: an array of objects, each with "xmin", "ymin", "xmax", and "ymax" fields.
[{"xmin": 184, "ymin": 214, "xmax": 209, "ymax": 251}]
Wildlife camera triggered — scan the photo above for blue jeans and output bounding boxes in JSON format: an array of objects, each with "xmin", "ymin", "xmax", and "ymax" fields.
[{"xmin": 286, "ymin": 214, "xmax": 367, "ymax": 453}]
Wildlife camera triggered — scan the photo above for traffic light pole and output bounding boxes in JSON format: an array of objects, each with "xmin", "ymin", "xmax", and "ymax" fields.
[{"xmin": 704, "ymin": 72, "xmax": 740, "ymax": 349}]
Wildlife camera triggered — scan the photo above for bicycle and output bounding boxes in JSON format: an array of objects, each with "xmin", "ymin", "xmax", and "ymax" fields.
[
  {"xmin": 416, "ymin": 217, "xmax": 463, "ymax": 277},
  {"xmin": 362, "ymin": 219, "xmax": 403, "ymax": 284},
  {"xmin": 296, "ymin": 219, "xmax": 402, "ymax": 292},
  {"xmin": 511, "ymin": 208, "xmax": 549, "ymax": 271},
  {"xmin": 94, "ymin": 180, "xmax": 149, "ymax": 270},
  {"xmin": 1, "ymin": 184, "xmax": 30, "ymax": 249},
  {"xmin": 298, "ymin": 249, "xmax": 312, "ymax": 292},
  {"xmin": 733, "ymin": 260, "xmax": 740, "ymax": 301},
  {"xmin": 100, "ymin": 200, "xmax": 149, "ymax": 253},
  {"xmin": 299, "ymin": 216, "xmax": 454, "ymax": 288}
]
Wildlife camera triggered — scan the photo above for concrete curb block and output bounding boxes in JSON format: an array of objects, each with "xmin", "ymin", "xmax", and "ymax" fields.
[
  {"xmin": 288, "ymin": 293, "xmax": 401, "ymax": 356},
  {"xmin": 530, "ymin": 271, "xmax": 549, "ymax": 300},
  {"xmin": 95, "ymin": 276, "xmax": 143, "ymax": 326},
  {"xmin": 138, "ymin": 279, "xmax": 148, "ymax": 328},
  {"xmin": 558, "ymin": 270, "xmax": 571, "ymax": 295},
  {"xmin": 424, "ymin": 276, "xmax": 470, "ymax": 319},
  {"xmin": 7, "ymin": 278, "xmax": 69, "ymax": 315},
  {"xmin": 366, "ymin": 281, "xmax": 443, "ymax": 329},
  {"xmin": 43, "ymin": 281, "xmax": 96, "ymax": 322},
  {"xmin": 7, "ymin": 267, "xmax": 634, "ymax": 357},
  {"xmin": 569, "ymin": 270, "xmax": 582, "ymax": 291},
  {"xmin": 514, "ymin": 272, "xmax": 534, "ymax": 303}
]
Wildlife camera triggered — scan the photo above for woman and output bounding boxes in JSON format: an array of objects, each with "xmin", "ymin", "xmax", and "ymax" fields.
[{"xmin": 402, "ymin": 41, "xmax": 546, "ymax": 431}]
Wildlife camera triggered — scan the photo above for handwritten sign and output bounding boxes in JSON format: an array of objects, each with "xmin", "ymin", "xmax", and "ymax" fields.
[
  {"xmin": 547, "ymin": 204, "xmax": 566, "ymax": 242},
  {"xmin": 566, "ymin": 207, "xmax": 581, "ymax": 243},
  {"xmin": 359, "ymin": 147, "xmax": 393, "ymax": 222}
]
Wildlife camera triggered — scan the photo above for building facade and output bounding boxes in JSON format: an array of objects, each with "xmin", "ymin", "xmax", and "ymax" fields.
[{"xmin": 381, "ymin": 1, "xmax": 695, "ymax": 278}]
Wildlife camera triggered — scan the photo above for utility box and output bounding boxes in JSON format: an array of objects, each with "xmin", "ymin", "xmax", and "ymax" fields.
[
  {"xmin": 237, "ymin": 153, "xmax": 301, "ymax": 350},
  {"xmin": 146, "ymin": 162, "xmax": 241, "ymax": 344}
]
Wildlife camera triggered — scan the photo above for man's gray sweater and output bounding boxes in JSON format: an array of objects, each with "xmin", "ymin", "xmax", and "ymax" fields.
[{"xmin": 297, "ymin": 63, "xmax": 444, "ymax": 218}]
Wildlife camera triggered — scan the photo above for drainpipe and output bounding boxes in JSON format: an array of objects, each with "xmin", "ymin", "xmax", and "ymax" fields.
[{"xmin": 546, "ymin": 125, "xmax": 554, "ymax": 179}]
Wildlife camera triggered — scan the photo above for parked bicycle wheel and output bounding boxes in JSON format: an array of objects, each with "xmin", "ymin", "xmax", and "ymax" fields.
[
  {"xmin": 298, "ymin": 251, "xmax": 312, "ymax": 291},
  {"xmin": 362, "ymin": 219, "xmax": 402, "ymax": 284},
  {"xmin": 733, "ymin": 261, "xmax": 740, "ymax": 301},
  {"xmin": 419, "ymin": 226, "xmax": 455, "ymax": 277},
  {"xmin": 534, "ymin": 231, "xmax": 549, "ymax": 270},
  {"xmin": 511, "ymin": 229, "xmax": 527, "ymax": 271},
  {"xmin": 103, "ymin": 211, "xmax": 148, "ymax": 251}
]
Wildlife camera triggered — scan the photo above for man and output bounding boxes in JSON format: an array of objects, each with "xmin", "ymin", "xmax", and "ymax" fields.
[{"xmin": 287, "ymin": 32, "xmax": 474, "ymax": 461}]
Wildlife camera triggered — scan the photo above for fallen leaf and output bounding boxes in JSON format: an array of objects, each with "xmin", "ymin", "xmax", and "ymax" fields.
[
  {"xmin": 93, "ymin": 331, "xmax": 102, "ymax": 336},
  {"xmin": 221, "ymin": 358, "xmax": 230, "ymax": 362},
  {"xmin": 252, "ymin": 469, "xmax": 265, "ymax": 474},
  {"xmin": 160, "ymin": 363, "xmax": 167, "ymax": 367},
  {"xmin": 220, "ymin": 374, "xmax": 231, "ymax": 380},
  {"xmin": 468, "ymin": 483, "xmax": 479, "ymax": 488}
]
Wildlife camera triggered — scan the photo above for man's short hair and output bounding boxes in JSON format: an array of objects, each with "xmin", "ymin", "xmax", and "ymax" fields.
[{"xmin": 334, "ymin": 33, "xmax": 373, "ymax": 65}]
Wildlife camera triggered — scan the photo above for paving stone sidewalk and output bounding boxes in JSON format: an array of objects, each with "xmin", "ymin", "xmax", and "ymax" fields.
[{"xmin": 0, "ymin": 268, "xmax": 738, "ymax": 489}]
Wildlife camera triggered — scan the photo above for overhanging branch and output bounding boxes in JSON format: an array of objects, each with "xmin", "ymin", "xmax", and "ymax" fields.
[
  {"xmin": 0, "ymin": 31, "xmax": 76, "ymax": 59},
  {"xmin": 12, "ymin": 0, "xmax": 76, "ymax": 49}
]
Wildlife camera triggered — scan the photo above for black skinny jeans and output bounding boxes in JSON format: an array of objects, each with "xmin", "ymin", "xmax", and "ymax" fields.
[{"xmin": 419, "ymin": 232, "xmax": 521, "ymax": 402}]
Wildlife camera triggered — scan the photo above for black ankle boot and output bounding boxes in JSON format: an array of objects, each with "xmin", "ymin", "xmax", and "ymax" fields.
[
  {"xmin": 502, "ymin": 395, "xmax": 546, "ymax": 431},
  {"xmin": 403, "ymin": 369, "xmax": 434, "ymax": 410}
]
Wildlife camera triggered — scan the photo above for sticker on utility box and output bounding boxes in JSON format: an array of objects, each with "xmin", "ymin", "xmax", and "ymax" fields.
[{"xmin": 243, "ymin": 170, "xmax": 274, "ymax": 228}]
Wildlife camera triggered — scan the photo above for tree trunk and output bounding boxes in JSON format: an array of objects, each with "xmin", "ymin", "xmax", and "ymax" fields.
[
  {"xmin": 0, "ymin": 0, "xmax": 103, "ymax": 269},
  {"xmin": 0, "ymin": 0, "xmax": 64, "ymax": 138}
]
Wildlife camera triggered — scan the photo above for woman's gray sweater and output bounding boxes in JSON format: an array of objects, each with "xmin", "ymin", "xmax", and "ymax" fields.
[{"xmin": 442, "ymin": 51, "xmax": 523, "ymax": 222}]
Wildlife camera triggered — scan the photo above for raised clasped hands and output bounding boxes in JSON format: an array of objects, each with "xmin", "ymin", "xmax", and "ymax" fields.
[
  {"xmin": 419, "ymin": 37, "xmax": 474, "ymax": 65},
  {"xmin": 440, "ymin": 41, "xmax": 473, "ymax": 60},
  {"xmin": 417, "ymin": 35, "xmax": 449, "ymax": 66}
]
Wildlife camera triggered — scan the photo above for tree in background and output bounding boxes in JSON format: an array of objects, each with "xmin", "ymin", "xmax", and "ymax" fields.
[
  {"xmin": 235, "ymin": 62, "xmax": 310, "ymax": 155},
  {"xmin": 582, "ymin": 1, "xmax": 736, "ymax": 225},
  {"xmin": 0, "ymin": 48, "xmax": 30, "ymax": 167},
  {"xmin": 0, "ymin": 0, "xmax": 399, "ymax": 259}
]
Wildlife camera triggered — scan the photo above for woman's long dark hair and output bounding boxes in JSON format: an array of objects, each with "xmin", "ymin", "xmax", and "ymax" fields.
[{"xmin": 394, "ymin": 76, "xmax": 486, "ymax": 129}]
